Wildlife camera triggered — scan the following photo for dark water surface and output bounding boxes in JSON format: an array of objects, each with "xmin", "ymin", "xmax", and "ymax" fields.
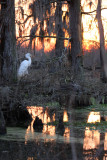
[{"xmin": 0, "ymin": 106, "xmax": 107, "ymax": 160}]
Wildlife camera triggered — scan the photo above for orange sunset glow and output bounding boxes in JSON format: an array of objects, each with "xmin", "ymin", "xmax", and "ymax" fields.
[
  {"xmin": 25, "ymin": 106, "xmax": 56, "ymax": 143},
  {"xmin": 26, "ymin": 106, "xmax": 56, "ymax": 136},
  {"xmin": 83, "ymin": 111, "xmax": 107, "ymax": 152},
  {"xmin": 83, "ymin": 111, "xmax": 101, "ymax": 150},
  {"xmin": 63, "ymin": 110, "xmax": 68, "ymax": 122},
  {"xmin": 104, "ymin": 133, "xmax": 107, "ymax": 151},
  {"xmin": 15, "ymin": 0, "xmax": 107, "ymax": 53},
  {"xmin": 26, "ymin": 107, "xmax": 71, "ymax": 142},
  {"xmin": 63, "ymin": 110, "xmax": 70, "ymax": 142},
  {"xmin": 25, "ymin": 107, "xmax": 107, "ymax": 152},
  {"xmin": 87, "ymin": 111, "xmax": 100, "ymax": 123},
  {"xmin": 83, "ymin": 128, "xmax": 100, "ymax": 150},
  {"xmin": 82, "ymin": 0, "xmax": 107, "ymax": 51}
]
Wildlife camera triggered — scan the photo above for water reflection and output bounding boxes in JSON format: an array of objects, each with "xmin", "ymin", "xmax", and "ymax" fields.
[
  {"xmin": 26, "ymin": 106, "xmax": 55, "ymax": 134},
  {"xmin": 63, "ymin": 110, "xmax": 68, "ymax": 122},
  {"xmin": 25, "ymin": 106, "xmax": 70, "ymax": 143},
  {"xmin": 25, "ymin": 108, "xmax": 107, "ymax": 159},
  {"xmin": 26, "ymin": 108, "xmax": 107, "ymax": 147},
  {"xmin": 87, "ymin": 111, "xmax": 100, "ymax": 123},
  {"xmin": 1, "ymin": 107, "xmax": 107, "ymax": 160},
  {"xmin": 25, "ymin": 106, "xmax": 55, "ymax": 143},
  {"xmin": 26, "ymin": 107, "xmax": 69, "ymax": 134},
  {"xmin": 83, "ymin": 128, "xmax": 100, "ymax": 150},
  {"xmin": 27, "ymin": 158, "xmax": 33, "ymax": 160},
  {"xmin": 84, "ymin": 111, "xmax": 100, "ymax": 150},
  {"xmin": 104, "ymin": 133, "xmax": 107, "ymax": 151},
  {"xmin": 103, "ymin": 154, "xmax": 107, "ymax": 160},
  {"xmin": 43, "ymin": 124, "xmax": 55, "ymax": 136},
  {"xmin": 64, "ymin": 127, "xmax": 70, "ymax": 143},
  {"xmin": 83, "ymin": 111, "xmax": 107, "ymax": 160}
]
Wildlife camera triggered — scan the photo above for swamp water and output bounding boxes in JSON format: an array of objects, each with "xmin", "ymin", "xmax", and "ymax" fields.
[{"xmin": 0, "ymin": 106, "xmax": 107, "ymax": 160}]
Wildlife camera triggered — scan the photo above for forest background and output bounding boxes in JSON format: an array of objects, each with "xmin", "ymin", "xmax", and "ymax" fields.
[{"xmin": 0, "ymin": 0, "xmax": 107, "ymax": 111}]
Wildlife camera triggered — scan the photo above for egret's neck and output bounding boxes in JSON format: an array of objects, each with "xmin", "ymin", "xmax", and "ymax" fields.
[{"xmin": 27, "ymin": 56, "xmax": 31, "ymax": 66}]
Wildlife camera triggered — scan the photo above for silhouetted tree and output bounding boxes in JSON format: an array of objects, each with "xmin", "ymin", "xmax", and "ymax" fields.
[
  {"xmin": 68, "ymin": 0, "xmax": 82, "ymax": 73},
  {"xmin": 97, "ymin": 0, "xmax": 107, "ymax": 82},
  {"xmin": 0, "ymin": 0, "xmax": 17, "ymax": 81},
  {"xmin": 55, "ymin": 0, "xmax": 64, "ymax": 57}
]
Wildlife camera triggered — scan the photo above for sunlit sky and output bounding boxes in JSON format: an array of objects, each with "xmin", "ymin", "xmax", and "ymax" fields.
[{"xmin": 15, "ymin": 0, "xmax": 107, "ymax": 52}]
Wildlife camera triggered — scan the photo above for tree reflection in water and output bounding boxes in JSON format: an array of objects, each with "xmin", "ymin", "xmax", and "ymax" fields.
[
  {"xmin": 0, "ymin": 108, "xmax": 107, "ymax": 160},
  {"xmin": 83, "ymin": 111, "xmax": 107, "ymax": 160},
  {"xmin": 25, "ymin": 107, "xmax": 107, "ymax": 159}
]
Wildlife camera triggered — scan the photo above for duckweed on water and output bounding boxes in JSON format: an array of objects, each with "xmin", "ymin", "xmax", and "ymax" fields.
[
  {"xmin": 74, "ymin": 120, "xmax": 107, "ymax": 132},
  {"xmin": 46, "ymin": 101, "xmax": 60, "ymax": 108},
  {"xmin": 86, "ymin": 104, "xmax": 107, "ymax": 112}
]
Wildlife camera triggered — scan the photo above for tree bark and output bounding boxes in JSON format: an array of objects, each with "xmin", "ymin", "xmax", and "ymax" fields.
[
  {"xmin": 0, "ymin": 110, "xmax": 6, "ymax": 134},
  {"xmin": 68, "ymin": 0, "xmax": 82, "ymax": 73},
  {"xmin": 55, "ymin": 0, "xmax": 64, "ymax": 57},
  {"xmin": 0, "ymin": 0, "xmax": 7, "ymax": 77},
  {"xmin": 1, "ymin": 0, "xmax": 17, "ymax": 82},
  {"xmin": 97, "ymin": 0, "xmax": 107, "ymax": 82}
]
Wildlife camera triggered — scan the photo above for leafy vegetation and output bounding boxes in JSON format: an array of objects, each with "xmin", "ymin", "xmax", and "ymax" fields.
[{"xmin": 46, "ymin": 101, "xmax": 60, "ymax": 108}]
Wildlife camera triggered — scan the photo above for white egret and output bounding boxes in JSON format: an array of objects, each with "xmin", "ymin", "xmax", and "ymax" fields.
[{"xmin": 17, "ymin": 53, "xmax": 32, "ymax": 80}]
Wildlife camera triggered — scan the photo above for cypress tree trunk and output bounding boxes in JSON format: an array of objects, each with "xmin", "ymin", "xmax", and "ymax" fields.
[
  {"xmin": 0, "ymin": 0, "xmax": 7, "ymax": 77},
  {"xmin": 0, "ymin": 110, "xmax": 6, "ymax": 134},
  {"xmin": 1, "ymin": 0, "xmax": 17, "ymax": 82},
  {"xmin": 97, "ymin": 0, "xmax": 107, "ymax": 82},
  {"xmin": 55, "ymin": 1, "xmax": 64, "ymax": 57},
  {"xmin": 68, "ymin": 0, "xmax": 82, "ymax": 73}
]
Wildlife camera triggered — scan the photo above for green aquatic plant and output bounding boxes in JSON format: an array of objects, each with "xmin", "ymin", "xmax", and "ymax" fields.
[
  {"xmin": 47, "ymin": 121, "xmax": 69, "ymax": 126},
  {"xmin": 87, "ymin": 103, "xmax": 107, "ymax": 112},
  {"xmin": 90, "ymin": 97, "xmax": 97, "ymax": 106},
  {"xmin": 85, "ymin": 96, "xmax": 107, "ymax": 113},
  {"xmin": 102, "ymin": 96, "xmax": 105, "ymax": 104},
  {"xmin": 46, "ymin": 101, "xmax": 60, "ymax": 108},
  {"xmin": 73, "ymin": 120, "xmax": 107, "ymax": 133}
]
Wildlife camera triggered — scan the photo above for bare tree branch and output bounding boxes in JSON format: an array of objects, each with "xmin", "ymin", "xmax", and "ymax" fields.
[
  {"xmin": 17, "ymin": 35, "xmax": 71, "ymax": 40},
  {"xmin": 15, "ymin": 14, "xmax": 33, "ymax": 25},
  {"xmin": 82, "ymin": 7, "xmax": 107, "ymax": 15}
]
